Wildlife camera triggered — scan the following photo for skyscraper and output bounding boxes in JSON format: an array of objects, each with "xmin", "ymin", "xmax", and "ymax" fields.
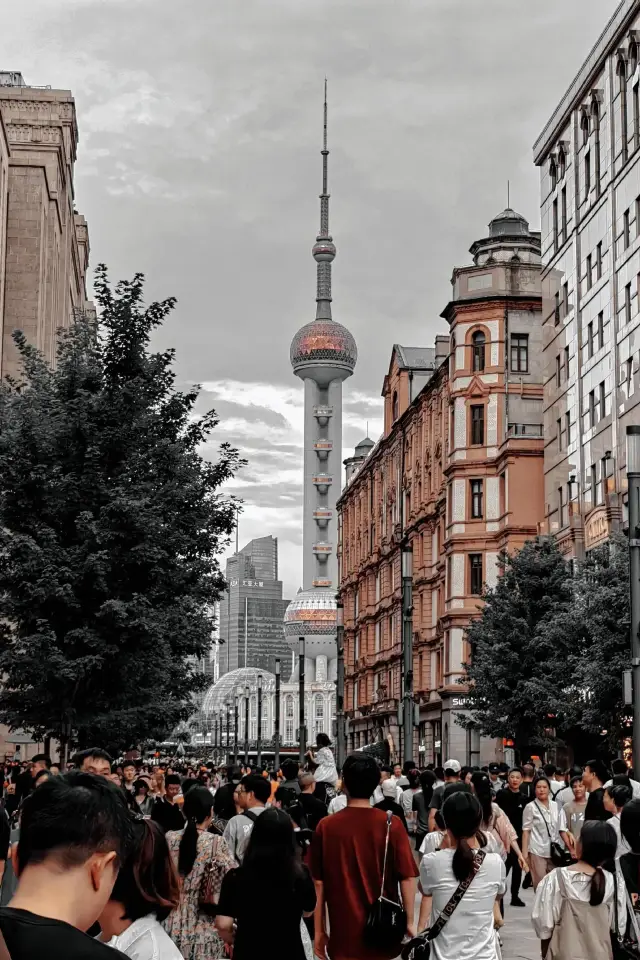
[
  {"xmin": 218, "ymin": 536, "xmax": 291, "ymax": 677},
  {"xmin": 283, "ymin": 84, "xmax": 358, "ymax": 684}
]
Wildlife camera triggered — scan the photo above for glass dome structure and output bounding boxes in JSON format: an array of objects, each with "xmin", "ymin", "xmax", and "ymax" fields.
[{"xmin": 201, "ymin": 667, "xmax": 276, "ymax": 720}]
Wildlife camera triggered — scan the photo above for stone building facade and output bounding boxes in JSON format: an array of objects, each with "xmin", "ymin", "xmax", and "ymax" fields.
[
  {"xmin": 534, "ymin": 0, "xmax": 640, "ymax": 555},
  {"xmin": 338, "ymin": 210, "xmax": 545, "ymax": 766},
  {"xmin": 0, "ymin": 72, "xmax": 92, "ymax": 381}
]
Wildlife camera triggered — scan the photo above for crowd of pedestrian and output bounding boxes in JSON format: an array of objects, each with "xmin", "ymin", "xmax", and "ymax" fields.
[{"xmin": 2, "ymin": 745, "xmax": 640, "ymax": 959}]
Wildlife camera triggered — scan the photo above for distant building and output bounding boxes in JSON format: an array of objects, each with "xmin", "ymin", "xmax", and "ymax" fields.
[
  {"xmin": 338, "ymin": 210, "xmax": 544, "ymax": 765},
  {"xmin": 0, "ymin": 71, "xmax": 93, "ymax": 380},
  {"xmin": 218, "ymin": 536, "xmax": 291, "ymax": 677},
  {"xmin": 534, "ymin": 0, "xmax": 640, "ymax": 555}
]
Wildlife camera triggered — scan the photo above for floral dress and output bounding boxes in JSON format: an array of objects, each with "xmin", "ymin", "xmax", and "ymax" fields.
[{"xmin": 164, "ymin": 829, "xmax": 236, "ymax": 960}]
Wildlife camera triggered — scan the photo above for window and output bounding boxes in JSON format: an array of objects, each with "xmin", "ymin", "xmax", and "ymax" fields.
[
  {"xmin": 314, "ymin": 695, "xmax": 325, "ymax": 736},
  {"xmin": 564, "ymin": 345, "xmax": 570, "ymax": 381},
  {"xmin": 635, "ymin": 81, "xmax": 640, "ymax": 151},
  {"xmin": 556, "ymin": 353, "xmax": 562, "ymax": 386},
  {"xmin": 565, "ymin": 411, "xmax": 571, "ymax": 447},
  {"xmin": 620, "ymin": 59, "xmax": 629, "ymax": 164},
  {"xmin": 550, "ymin": 158, "xmax": 557, "ymax": 190},
  {"xmin": 586, "ymin": 254, "xmax": 593, "ymax": 291},
  {"xmin": 627, "ymin": 356, "xmax": 634, "ymax": 394},
  {"xmin": 553, "ymin": 198, "xmax": 559, "ymax": 250},
  {"xmin": 626, "ymin": 283, "xmax": 633, "ymax": 325},
  {"xmin": 469, "ymin": 554, "xmax": 483, "ymax": 596},
  {"xmin": 563, "ymin": 282, "xmax": 570, "ymax": 317},
  {"xmin": 598, "ymin": 311, "xmax": 604, "ymax": 350},
  {"xmin": 593, "ymin": 101, "xmax": 602, "ymax": 194},
  {"xmin": 510, "ymin": 333, "xmax": 529, "ymax": 373},
  {"xmin": 470, "ymin": 405, "xmax": 484, "ymax": 446},
  {"xmin": 599, "ymin": 380, "xmax": 606, "ymax": 420},
  {"xmin": 556, "ymin": 417, "xmax": 563, "ymax": 451},
  {"xmin": 470, "ymin": 479, "xmax": 483, "ymax": 519},
  {"xmin": 590, "ymin": 463, "xmax": 597, "ymax": 504},
  {"xmin": 632, "ymin": 41, "xmax": 639, "ymax": 77},
  {"xmin": 561, "ymin": 187, "xmax": 567, "ymax": 242},
  {"xmin": 596, "ymin": 242, "xmax": 603, "ymax": 279},
  {"xmin": 587, "ymin": 322, "xmax": 594, "ymax": 359},
  {"xmin": 595, "ymin": 462, "xmax": 604, "ymax": 506},
  {"xmin": 284, "ymin": 695, "xmax": 294, "ymax": 744},
  {"xmin": 472, "ymin": 331, "xmax": 486, "ymax": 372},
  {"xmin": 558, "ymin": 148, "xmax": 566, "ymax": 180},
  {"xmin": 581, "ymin": 111, "xmax": 590, "ymax": 146},
  {"xmin": 392, "ymin": 391, "xmax": 398, "ymax": 421},
  {"xmin": 558, "ymin": 486, "xmax": 566, "ymax": 527},
  {"xmin": 554, "ymin": 291, "xmax": 561, "ymax": 325},
  {"xmin": 625, "ymin": 208, "xmax": 631, "ymax": 250},
  {"xmin": 585, "ymin": 151, "xmax": 591, "ymax": 199},
  {"xmin": 589, "ymin": 389, "xmax": 596, "ymax": 427}
]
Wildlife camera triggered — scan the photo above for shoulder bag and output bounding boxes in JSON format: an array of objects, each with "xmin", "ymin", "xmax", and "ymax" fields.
[
  {"xmin": 200, "ymin": 833, "xmax": 237, "ymax": 909},
  {"xmin": 364, "ymin": 811, "xmax": 408, "ymax": 950},
  {"xmin": 401, "ymin": 849, "xmax": 487, "ymax": 960},
  {"xmin": 612, "ymin": 868, "xmax": 640, "ymax": 960},
  {"xmin": 535, "ymin": 800, "xmax": 572, "ymax": 867}
]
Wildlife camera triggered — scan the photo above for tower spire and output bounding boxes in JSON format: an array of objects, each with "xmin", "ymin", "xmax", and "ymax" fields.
[{"xmin": 313, "ymin": 78, "xmax": 336, "ymax": 321}]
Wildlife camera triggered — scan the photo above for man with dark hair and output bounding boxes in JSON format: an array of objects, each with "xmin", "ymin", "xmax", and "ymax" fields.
[
  {"xmin": 520, "ymin": 761, "xmax": 536, "ymax": 801},
  {"xmin": 606, "ymin": 759, "xmax": 640, "ymax": 799},
  {"xmin": 292, "ymin": 773, "xmax": 328, "ymax": 832},
  {"xmin": 14, "ymin": 754, "xmax": 51, "ymax": 805},
  {"xmin": 0, "ymin": 772, "xmax": 131, "ymax": 958},
  {"xmin": 280, "ymin": 759, "xmax": 301, "ymax": 794},
  {"xmin": 121, "ymin": 760, "xmax": 136, "ymax": 796},
  {"xmin": 496, "ymin": 768, "xmax": 528, "ymax": 906},
  {"xmin": 213, "ymin": 765, "xmax": 243, "ymax": 822},
  {"xmin": 223, "ymin": 774, "xmax": 270, "ymax": 862},
  {"xmin": 428, "ymin": 759, "xmax": 461, "ymax": 832},
  {"xmin": 583, "ymin": 759, "xmax": 612, "ymax": 822},
  {"xmin": 151, "ymin": 774, "xmax": 185, "ymax": 833},
  {"xmin": 310, "ymin": 754, "xmax": 417, "ymax": 960},
  {"xmin": 554, "ymin": 766, "xmax": 583, "ymax": 807},
  {"xmin": 73, "ymin": 749, "xmax": 112, "ymax": 779}
]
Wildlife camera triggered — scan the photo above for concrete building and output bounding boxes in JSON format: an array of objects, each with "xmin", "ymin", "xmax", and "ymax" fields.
[
  {"xmin": 0, "ymin": 71, "xmax": 93, "ymax": 381},
  {"xmin": 534, "ymin": 0, "xmax": 640, "ymax": 555},
  {"xmin": 218, "ymin": 536, "xmax": 291, "ymax": 677},
  {"xmin": 337, "ymin": 210, "xmax": 544, "ymax": 765},
  {"xmin": 283, "ymin": 84, "xmax": 357, "ymax": 704}
]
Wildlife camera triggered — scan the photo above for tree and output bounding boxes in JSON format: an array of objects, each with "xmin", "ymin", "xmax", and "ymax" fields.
[
  {"xmin": 460, "ymin": 537, "xmax": 579, "ymax": 758},
  {"xmin": 567, "ymin": 534, "xmax": 631, "ymax": 749},
  {"xmin": 0, "ymin": 266, "xmax": 243, "ymax": 754}
]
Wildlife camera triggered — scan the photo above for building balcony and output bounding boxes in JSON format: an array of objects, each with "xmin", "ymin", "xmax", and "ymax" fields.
[
  {"xmin": 314, "ymin": 406, "xmax": 333, "ymax": 426},
  {"xmin": 313, "ymin": 508, "xmax": 332, "ymax": 528},
  {"xmin": 507, "ymin": 423, "xmax": 543, "ymax": 438},
  {"xmin": 313, "ymin": 475, "xmax": 332, "ymax": 492},
  {"xmin": 314, "ymin": 440, "xmax": 333, "ymax": 461},
  {"xmin": 313, "ymin": 542, "xmax": 332, "ymax": 562},
  {"xmin": 312, "ymin": 577, "xmax": 332, "ymax": 588}
]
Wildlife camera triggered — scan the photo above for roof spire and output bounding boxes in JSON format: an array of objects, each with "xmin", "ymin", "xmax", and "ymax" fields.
[{"xmin": 312, "ymin": 78, "xmax": 336, "ymax": 321}]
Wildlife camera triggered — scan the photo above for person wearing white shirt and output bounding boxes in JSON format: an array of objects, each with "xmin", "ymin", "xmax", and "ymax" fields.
[
  {"xmin": 521, "ymin": 777, "xmax": 561, "ymax": 890},
  {"xmin": 419, "ymin": 791, "xmax": 505, "ymax": 960},
  {"xmin": 604, "ymin": 782, "xmax": 633, "ymax": 858},
  {"xmin": 532, "ymin": 820, "xmax": 624, "ymax": 958},
  {"xmin": 606, "ymin": 758, "xmax": 640, "ymax": 798},
  {"xmin": 372, "ymin": 766, "xmax": 403, "ymax": 805}
]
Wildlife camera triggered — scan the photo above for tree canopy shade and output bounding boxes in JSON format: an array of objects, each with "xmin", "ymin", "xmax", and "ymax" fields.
[
  {"xmin": 0, "ymin": 266, "xmax": 244, "ymax": 752},
  {"xmin": 460, "ymin": 537, "xmax": 579, "ymax": 757}
]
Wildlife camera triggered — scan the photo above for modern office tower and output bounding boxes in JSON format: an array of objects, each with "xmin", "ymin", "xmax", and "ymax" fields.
[
  {"xmin": 283, "ymin": 84, "xmax": 357, "ymax": 687},
  {"xmin": 218, "ymin": 536, "xmax": 291, "ymax": 677},
  {"xmin": 534, "ymin": 0, "xmax": 640, "ymax": 555}
]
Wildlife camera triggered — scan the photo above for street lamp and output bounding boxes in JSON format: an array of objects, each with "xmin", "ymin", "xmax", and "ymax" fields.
[
  {"xmin": 274, "ymin": 659, "xmax": 281, "ymax": 773},
  {"xmin": 298, "ymin": 637, "xmax": 307, "ymax": 762},
  {"xmin": 257, "ymin": 673, "xmax": 263, "ymax": 768},
  {"xmin": 226, "ymin": 704, "xmax": 231, "ymax": 759},
  {"xmin": 627, "ymin": 425, "xmax": 640, "ymax": 776},
  {"xmin": 336, "ymin": 597, "xmax": 346, "ymax": 770},
  {"xmin": 244, "ymin": 684, "xmax": 250, "ymax": 767},
  {"xmin": 234, "ymin": 691, "xmax": 240, "ymax": 765},
  {"xmin": 402, "ymin": 544, "xmax": 414, "ymax": 765}
]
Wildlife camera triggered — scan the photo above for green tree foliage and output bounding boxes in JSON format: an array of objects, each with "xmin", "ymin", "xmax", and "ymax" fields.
[
  {"xmin": 0, "ymin": 266, "xmax": 243, "ymax": 751},
  {"xmin": 568, "ymin": 535, "xmax": 631, "ymax": 748},
  {"xmin": 461, "ymin": 537, "xmax": 578, "ymax": 757}
]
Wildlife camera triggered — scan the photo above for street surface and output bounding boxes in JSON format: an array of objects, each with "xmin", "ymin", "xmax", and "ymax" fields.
[{"xmin": 500, "ymin": 887, "xmax": 538, "ymax": 960}]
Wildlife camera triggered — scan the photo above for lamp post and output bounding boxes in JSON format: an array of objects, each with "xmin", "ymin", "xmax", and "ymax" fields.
[
  {"xmin": 627, "ymin": 425, "xmax": 640, "ymax": 775},
  {"xmin": 257, "ymin": 673, "xmax": 263, "ymax": 768},
  {"xmin": 402, "ymin": 543, "xmax": 414, "ymax": 765},
  {"xmin": 226, "ymin": 704, "xmax": 231, "ymax": 761},
  {"xmin": 244, "ymin": 684, "xmax": 250, "ymax": 768},
  {"xmin": 233, "ymin": 693, "xmax": 239, "ymax": 765},
  {"xmin": 336, "ymin": 597, "xmax": 346, "ymax": 770},
  {"xmin": 274, "ymin": 658, "xmax": 281, "ymax": 773},
  {"xmin": 298, "ymin": 637, "xmax": 307, "ymax": 763}
]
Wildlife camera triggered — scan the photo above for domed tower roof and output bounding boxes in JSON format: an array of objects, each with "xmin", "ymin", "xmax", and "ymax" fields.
[
  {"xmin": 489, "ymin": 207, "xmax": 530, "ymax": 237},
  {"xmin": 201, "ymin": 667, "xmax": 276, "ymax": 718},
  {"xmin": 354, "ymin": 436, "xmax": 374, "ymax": 455},
  {"xmin": 291, "ymin": 319, "xmax": 357, "ymax": 378}
]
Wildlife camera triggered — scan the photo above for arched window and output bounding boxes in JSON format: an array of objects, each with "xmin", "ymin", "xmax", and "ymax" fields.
[
  {"xmin": 592, "ymin": 98, "xmax": 602, "ymax": 192},
  {"xmin": 392, "ymin": 391, "xmax": 398, "ymax": 422},
  {"xmin": 630, "ymin": 40, "xmax": 639, "ymax": 76},
  {"xmin": 580, "ymin": 111, "xmax": 590, "ymax": 147},
  {"xmin": 549, "ymin": 157, "xmax": 557, "ymax": 190},
  {"xmin": 314, "ymin": 694, "xmax": 325, "ymax": 736},
  {"xmin": 557, "ymin": 147, "xmax": 566, "ymax": 180},
  {"xmin": 619, "ymin": 58, "xmax": 629, "ymax": 163},
  {"xmin": 284, "ymin": 694, "xmax": 294, "ymax": 745},
  {"xmin": 471, "ymin": 331, "xmax": 486, "ymax": 372}
]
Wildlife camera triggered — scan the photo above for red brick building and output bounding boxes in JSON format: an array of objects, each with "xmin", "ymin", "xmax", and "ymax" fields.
[{"xmin": 337, "ymin": 209, "xmax": 545, "ymax": 765}]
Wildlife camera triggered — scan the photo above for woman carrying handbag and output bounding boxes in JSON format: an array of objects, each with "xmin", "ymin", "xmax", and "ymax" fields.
[{"xmin": 405, "ymin": 791, "xmax": 505, "ymax": 960}]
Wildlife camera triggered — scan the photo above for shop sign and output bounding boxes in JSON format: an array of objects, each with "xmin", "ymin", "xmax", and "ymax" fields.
[{"xmin": 585, "ymin": 508, "xmax": 609, "ymax": 550}]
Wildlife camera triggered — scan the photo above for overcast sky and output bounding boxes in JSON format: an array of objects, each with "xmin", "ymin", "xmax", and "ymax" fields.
[{"xmin": 4, "ymin": 0, "xmax": 619, "ymax": 597}]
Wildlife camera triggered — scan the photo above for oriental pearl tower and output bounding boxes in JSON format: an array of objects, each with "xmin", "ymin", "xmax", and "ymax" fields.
[{"xmin": 283, "ymin": 83, "xmax": 357, "ymax": 686}]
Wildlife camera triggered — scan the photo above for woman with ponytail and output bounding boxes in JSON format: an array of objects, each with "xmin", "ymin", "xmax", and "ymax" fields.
[
  {"xmin": 419, "ymin": 791, "xmax": 505, "ymax": 959},
  {"xmin": 532, "ymin": 820, "xmax": 622, "ymax": 958},
  {"xmin": 98, "ymin": 818, "xmax": 183, "ymax": 958},
  {"xmin": 163, "ymin": 786, "xmax": 236, "ymax": 959}
]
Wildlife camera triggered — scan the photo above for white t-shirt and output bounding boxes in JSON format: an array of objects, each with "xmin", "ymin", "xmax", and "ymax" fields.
[
  {"xmin": 108, "ymin": 914, "xmax": 183, "ymax": 959},
  {"xmin": 372, "ymin": 780, "xmax": 403, "ymax": 805},
  {"xmin": 522, "ymin": 799, "xmax": 560, "ymax": 858},
  {"xmin": 420, "ymin": 849, "xmax": 506, "ymax": 960},
  {"xmin": 532, "ymin": 865, "xmax": 624, "ymax": 940},
  {"xmin": 328, "ymin": 794, "xmax": 347, "ymax": 815},
  {"xmin": 604, "ymin": 777, "xmax": 640, "ymax": 799}
]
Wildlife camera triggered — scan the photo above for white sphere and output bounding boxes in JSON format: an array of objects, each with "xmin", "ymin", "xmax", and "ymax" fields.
[{"xmin": 283, "ymin": 588, "xmax": 338, "ymax": 661}]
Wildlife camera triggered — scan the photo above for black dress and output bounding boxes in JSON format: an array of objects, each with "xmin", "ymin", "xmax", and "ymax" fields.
[{"xmin": 217, "ymin": 864, "xmax": 316, "ymax": 960}]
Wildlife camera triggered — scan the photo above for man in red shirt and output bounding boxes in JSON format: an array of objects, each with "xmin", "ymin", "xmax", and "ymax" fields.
[{"xmin": 309, "ymin": 754, "xmax": 417, "ymax": 960}]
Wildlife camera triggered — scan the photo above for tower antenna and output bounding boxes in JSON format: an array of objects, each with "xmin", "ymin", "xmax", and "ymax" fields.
[
  {"xmin": 313, "ymin": 79, "xmax": 335, "ymax": 321},
  {"xmin": 507, "ymin": 179, "xmax": 510, "ymax": 208}
]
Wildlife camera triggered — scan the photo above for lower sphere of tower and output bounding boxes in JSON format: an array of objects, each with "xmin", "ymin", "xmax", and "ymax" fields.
[{"xmin": 283, "ymin": 588, "xmax": 339, "ymax": 661}]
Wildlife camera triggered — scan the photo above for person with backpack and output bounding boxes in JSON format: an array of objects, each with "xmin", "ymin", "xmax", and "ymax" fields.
[
  {"xmin": 531, "ymin": 820, "xmax": 623, "ymax": 959},
  {"xmin": 222, "ymin": 774, "xmax": 271, "ymax": 864}
]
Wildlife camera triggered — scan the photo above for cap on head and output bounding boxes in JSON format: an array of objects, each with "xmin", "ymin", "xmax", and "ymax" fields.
[{"xmin": 444, "ymin": 759, "xmax": 461, "ymax": 775}]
